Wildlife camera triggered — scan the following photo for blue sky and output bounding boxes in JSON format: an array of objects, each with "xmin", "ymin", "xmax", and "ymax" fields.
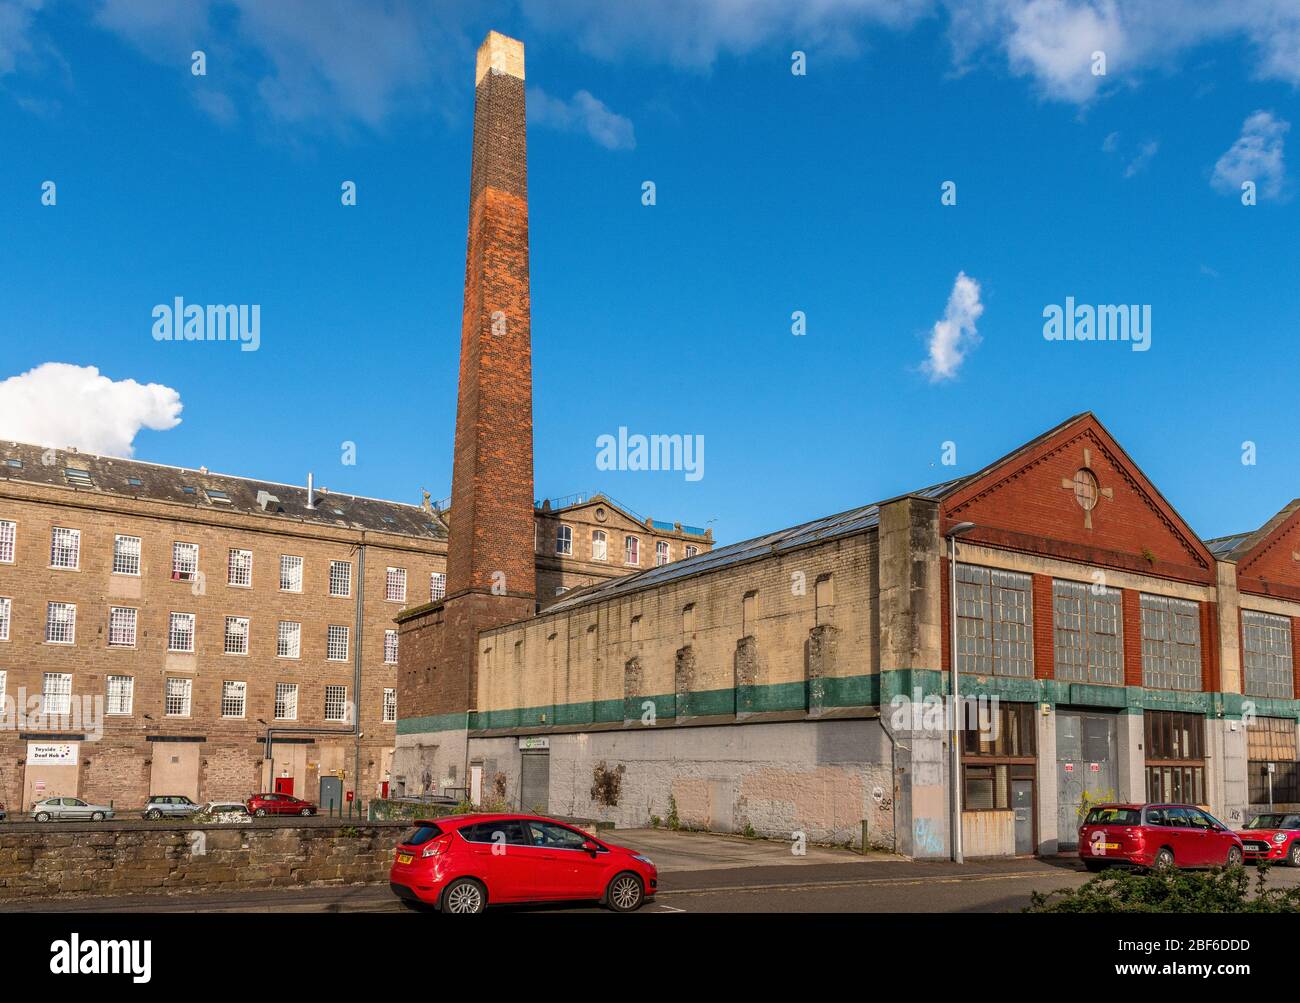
[{"xmin": 1, "ymin": 1, "xmax": 1298, "ymax": 544}]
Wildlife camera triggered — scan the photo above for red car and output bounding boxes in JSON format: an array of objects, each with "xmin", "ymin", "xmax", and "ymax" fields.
[
  {"xmin": 246, "ymin": 793, "xmax": 316, "ymax": 817},
  {"xmin": 389, "ymin": 813, "xmax": 657, "ymax": 914},
  {"xmin": 1078, "ymin": 803, "xmax": 1244, "ymax": 871},
  {"xmin": 1235, "ymin": 811, "xmax": 1300, "ymax": 866}
]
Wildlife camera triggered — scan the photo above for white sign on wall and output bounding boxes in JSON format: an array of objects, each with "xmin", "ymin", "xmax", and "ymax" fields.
[
  {"xmin": 518, "ymin": 736, "xmax": 550, "ymax": 751},
  {"xmin": 27, "ymin": 742, "xmax": 78, "ymax": 766}
]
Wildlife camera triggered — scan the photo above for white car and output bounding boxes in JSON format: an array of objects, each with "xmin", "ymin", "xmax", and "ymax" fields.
[
  {"xmin": 196, "ymin": 801, "xmax": 251, "ymax": 823},
  {"xmin": 32, "ymin": 797, "xmax": 115, "ymax": 822}
]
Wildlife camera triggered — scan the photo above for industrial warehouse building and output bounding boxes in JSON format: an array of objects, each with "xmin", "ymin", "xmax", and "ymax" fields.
[{"xmin": 394, "ymin": 32, "xmax": 1300, "ymax": 859}]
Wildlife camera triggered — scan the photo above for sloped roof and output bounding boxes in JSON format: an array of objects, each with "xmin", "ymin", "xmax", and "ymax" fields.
[
  {"xmin": 0, "ymin": 440, "xmax": 447, "ymax": 540},
  {"xmin": 1204, "ymin": 499, "xmax": 1300, "ymax": 565}
]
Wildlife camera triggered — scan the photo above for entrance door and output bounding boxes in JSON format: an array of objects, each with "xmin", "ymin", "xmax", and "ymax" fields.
[
  {"xmin": 1012, "ymin": 780, "xmax": 1035, "ymax": 855},
  {"xmin": 273, "ymin": 776, "xmax": 295, "ymax": 796},
  {"xmin": 519, "ymin": 751, "xmax": 550, "ymax": 813},
  {"xmin": 470, "ymin": 764, "xmax": 483, "ymax": 806},
  {"xmin": 319, "ymin": 776, "xmax": 342, "ymax": 813},
  {"xmin": 1056, "ymin": 710, "xmax": 1118, "ymax": 849}
]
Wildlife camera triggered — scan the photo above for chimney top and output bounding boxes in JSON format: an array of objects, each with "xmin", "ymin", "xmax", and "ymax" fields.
[{"xmin": 475, "ymin": 30, "xmax": 524, "ymax": 86}]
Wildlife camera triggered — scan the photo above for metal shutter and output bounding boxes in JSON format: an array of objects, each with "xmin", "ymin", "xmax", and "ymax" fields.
[{"xmin": 519, "ymin": 752, "xmax": 550, "ymax": 813}]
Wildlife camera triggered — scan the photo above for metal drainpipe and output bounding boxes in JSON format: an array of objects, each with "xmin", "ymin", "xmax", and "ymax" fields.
[{"xmin": 262, "ymin": 541, "xmax": 367, "ymax": 807}]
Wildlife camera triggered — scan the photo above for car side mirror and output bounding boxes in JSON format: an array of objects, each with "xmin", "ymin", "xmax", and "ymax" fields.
[{"xmin": 582, "ymin": 840, "xmax": 599, "ymax": 853}]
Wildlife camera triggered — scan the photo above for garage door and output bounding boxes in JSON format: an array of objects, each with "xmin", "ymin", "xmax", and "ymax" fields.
[{"xmin": 519, "ymin": 751, "xmax": 550, "ymax": 814}]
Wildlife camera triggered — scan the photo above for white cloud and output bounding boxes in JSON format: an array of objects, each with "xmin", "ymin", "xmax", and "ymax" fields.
[
  {"xmin": 0, "ymin": 363, "xmax": 182, "ymax": 457},
  {"xmin": 923, "ymin": 272, "xmax": 984, "ymax": 382},
  {"xmin": 1212, "ymin": 109, "xmax": 1289, "ymax": 199},
  {"xmin": 0, "ymin": 0, "xmax": 44, "ymax": 76},
  {"xmin": 1124, "ymin": 139, "xmax": 1158, "ymax": 176},
  {"xmin": 528, "ymin": 88, "xmax": 636, "ymax": 150}
]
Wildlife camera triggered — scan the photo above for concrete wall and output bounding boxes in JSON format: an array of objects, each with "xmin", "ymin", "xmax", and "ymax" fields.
[
  {"xmin": 466, "ymin": 718, "xmax": 895, "ymax": 848},
  {"xmin": 0, "ymin": 821, "xmax": 409, "ymax": 901}
]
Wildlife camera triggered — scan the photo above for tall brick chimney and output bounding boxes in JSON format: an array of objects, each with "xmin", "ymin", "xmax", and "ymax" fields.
[{"xmin": 445, "ymin": 30, "xmax": 535, "ymax": 603}]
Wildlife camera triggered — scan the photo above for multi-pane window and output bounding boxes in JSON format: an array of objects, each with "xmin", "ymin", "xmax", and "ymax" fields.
[
  {"xmin": 385, "ymin": 567, "xmax": 407, "ymax": 603},
  {"xmin": 0, "ymin": 519, "xmax": 14, "ymax": 563},
  {"xmin": 45, "ymin": 602, "xmax": 76, "ymax": 644},
  {"xmin": 224, "ymin": 616, "xmax": 250, "ymax": 655},
  {"xmin": 1145, "ymin": 711, "xmax": 1206, "ymax": 805},
  {"xmin": 172, "ymin": 541, "xmax": 199, "ymax": 581},
  {"xmin": 1247, "ymin": 717, "xmax": 1299, "ymax": 805},
  {"xmin": 1053, "ymin": 580, "xmax": 1123, "ymax": 685},
  {"xmin": 962, "ymin": 703, "xmax": 1037, "ymax": 811},
  {"xmin": 555, "ymin": 526, "xmax": 573, "ymax": 556},
  {"xmin": 0, "ymin": 669, "xmax": 5, "ymax": 703},
  {"xmin": 325, "ymin": 684, "xmax": 348, "ymax": 722},
  {"xmin": 0, "ymin": 596, "xmax": 10, "ymax": 641},
  {"xmin": 42, "ymin": 672, "xmax": 72, "ymax": 714},
  {"xmin": 656, "ymin": 541, "xmax": 670, "ymax": 566},
  {"xmin": 1140, "ymin": 594, "xmax": 1202, "ymax": 691},
  {"xmin": 221, "ymin": 680, "xmax": 246, "ymax": 718},
  {"xmin": 624, "ymin": 535, "xmax": 640, "ymax": 565},
  {"xmin": 168, "ymin": 612, "xmax": 196, "ymax": 652},
  {"xmin": 1242, "ymin": 611, "xmax": 1295, "ymax": 700},
  {"xmin": 954, "ymin": 565, "xmax": 1033, "ymax": 677},
  {"xmin": 113, "ymin": 535, "xmax": 141, "ymax": 575},
  {"xmin": 274, "ymin": 682, "xmax": 298, "ymax": 721},
  {"xmin": 279, "ymin": 554, "xmax": 303, "ymax": 592},
  {"xmin": 383, "ymin": 688, "xmax": 397, "ymax": 723},
  {"xmin": 106, "ymin": 675, "xmax": 134, "ymax": 715},
  {"xmin": 430, "ymin": 571, "xmax": 446, "ymax": 602},
  {"xmin": 227, "ymin": 549, "xmax": 252, "ymax": 587},
  {"xmin": 108, "ymin": 606, "xmax": 137, "ymax": 647},
  {"xmin": 50, "ymin": 527, "xmax": 80, "ymax": 569},
  {"xmin": 327, "ymin": 625, "xmax": 349, "ymax": 662},
  {"xmin": 384, "ymin": 629, "xmax": 399, "ymax": 665},
  {"xmin": 685, "ymin": 545, "xmax": 699, "ymax": 558},
  {"xmin": 165, "ymin": 676, "xmax": 192, "ymax": 717},
  {"xmin": 329, "ymin": 560, "xmax": 352, "ymax": 597},
  {"xmin": 277, "ymin": 621, "xmax": 301, "ymax": 659},
  {"xmin": 591, "ymin": 531, "xmax": 607, "ymax": 562}
]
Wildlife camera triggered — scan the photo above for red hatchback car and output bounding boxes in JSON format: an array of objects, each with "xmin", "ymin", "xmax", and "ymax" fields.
[
  {"xmin": 389, "ymin": 813, "xmax": 657, "ymax": 914},
  {"xmin": 246, "ymin": 793, "xmax": 317, "ymax": 817},
  {"xmin": 1235, "ymin": 811, "xmax": 1300, "ymax": 866},
  {"xmin": 1078, "ymin": 803, "xmax": 1244, "ymax": 871}
]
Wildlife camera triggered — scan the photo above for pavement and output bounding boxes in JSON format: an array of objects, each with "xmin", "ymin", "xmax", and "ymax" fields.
[{"xmin": 4, "ymin": 828, "xmax": 1299, "ymax": 914}]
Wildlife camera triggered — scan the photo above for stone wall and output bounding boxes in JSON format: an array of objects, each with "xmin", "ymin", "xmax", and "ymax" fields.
[{"xmin": 0, "ymin": 821, "xmax": 409, "ymax": 901}]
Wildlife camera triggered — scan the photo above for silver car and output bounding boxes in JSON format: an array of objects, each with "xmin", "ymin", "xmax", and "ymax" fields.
[
  {"xmin": 31, "ymin": 797, "xmax": 115, "ymax": 822},
  {"xmin": 142, "ymin": 795, "xmax": 200, "ymax": 820}
]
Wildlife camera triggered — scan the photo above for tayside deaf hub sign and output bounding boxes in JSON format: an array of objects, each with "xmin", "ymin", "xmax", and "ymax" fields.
[{"xmin": 27, "ymin": 742, "xmax": 78, "ymax": 766}]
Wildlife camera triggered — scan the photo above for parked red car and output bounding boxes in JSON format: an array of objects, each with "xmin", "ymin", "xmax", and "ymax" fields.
[
  {"xmin": 389, "ymin": 813, "xmax": 657, "ymax": 913},
  {"xmin": 246, "ymin": 793, "xmax": 316, "ymax": 817},
  {"xmin": 1235, "ymin": 812, "xmax": 1300, "ymax": 866},
  {"xmin": 1078, "ymin": 803, "xmax": 1244, "ymax": 871}
]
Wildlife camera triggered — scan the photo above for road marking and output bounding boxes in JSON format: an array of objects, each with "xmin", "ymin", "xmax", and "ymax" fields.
[
  {"xmin": 658, "ymin": 870, "xmax": 1050, "ymax": 898},
  {"xmin": 653, "ymin": 903, "xmax": 687, "ymax": 913}
]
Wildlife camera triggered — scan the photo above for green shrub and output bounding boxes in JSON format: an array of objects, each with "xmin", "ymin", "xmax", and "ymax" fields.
[{"xmin": 1027, "ymin": 863, "xmax": 1300, "ymax": 913}]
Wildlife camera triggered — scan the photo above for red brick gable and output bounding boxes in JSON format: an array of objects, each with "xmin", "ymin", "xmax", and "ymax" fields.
[
  {"xmin": 940, "ymin": 414, "xmax": 1214, "ymax": 584},
  {"xmin": 1236, "ymin": 504, "xmax": 1300, "ymax": 600}
]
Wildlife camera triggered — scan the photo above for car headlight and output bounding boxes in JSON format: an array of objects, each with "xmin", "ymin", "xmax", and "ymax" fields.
[
  {"xmin": 632, "ymin": 854, "xmax": 654, "ymax": 866},
  {"xmin": 1274, "ymin": 833, "xmax": 1288, "ymax": 844}
]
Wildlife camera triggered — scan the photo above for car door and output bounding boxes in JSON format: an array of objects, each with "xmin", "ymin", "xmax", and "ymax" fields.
[
  {"xmin": 1163, "ymin": 807, "xmax": 1207, "ymax": 865},
  {"xmin": 1192, "ymin": 809, "xmax": 1233, "ymax": 865},
  {"xmin": 65, "ymin": 798, "xmax": 90, "ymax": 820},
  {"xmin": 526, "ymin": 820, "xmax": 608, "ymax": 899},
  {"xmin": 461, "ymin": 820, "xmax": 534, "ymax": 902}
]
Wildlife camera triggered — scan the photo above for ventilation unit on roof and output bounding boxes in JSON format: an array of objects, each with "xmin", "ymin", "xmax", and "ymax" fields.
[{"xmin": 256, "ymin": 490, "xmax": 280, "ymax": 512}]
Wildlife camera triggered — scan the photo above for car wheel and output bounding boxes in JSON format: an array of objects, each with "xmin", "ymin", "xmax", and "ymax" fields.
[
  {"xmin": 1226, "ymin": 845, "xmax": 1244, "ymax": 867},
  {"xmin": 254, "ymin": 808, "xmax": 267, "ymax": 817},
  {"xmin": 1083, "ymin": 860, "xmax": 1107, "ymax": 872},
  {"xmin": 146, "ymin": 809, "xmax": 162, "ymax": 820},
  {"xmin": 1153, "ymin": 847, "xmax": 1175, "ymax": 871},
  {"xmin": 300, "ymin": 808, "xmax": 312, "ymax": 816},
  {"xmin": 441, "ymin": 878, "xmax": 486, "ymax": 915},
  {"xmin": 91, "ymin": 811, "xmax": 105, "ymax": 822},
  {"xmin": 605, "ymin": 872, "xmax": 645, "ymax": 912},
  {"xmin": 35, "ymin": 812, "xmax": 50, "ymax": 823},
  {"xmin": 1288, "ymin": 842, "xmax": 1300, "ymax": 868}
]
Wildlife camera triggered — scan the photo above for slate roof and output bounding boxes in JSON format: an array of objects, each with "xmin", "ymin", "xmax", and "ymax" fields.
[{"xmin": 0, "ymin": 440, "xmax": 448, "ymax": 540}]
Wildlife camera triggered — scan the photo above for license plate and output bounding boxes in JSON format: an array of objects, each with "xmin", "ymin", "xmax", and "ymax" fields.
[
  {"xmin": 1099, "ymin": 842, "xmax": 1120, "ymax": 850},
  {"xmin": 396, "ymin": 853, "xmax": 413, "ymax": 865}
]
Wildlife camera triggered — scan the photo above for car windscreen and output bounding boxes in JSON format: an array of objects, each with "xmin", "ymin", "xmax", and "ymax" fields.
[
  {"xmin": 400, "ymin": 824, "xmax": 443, "ymax": 846},
  {"xmin": 1084, "ymin": 807, "xmax": 1141, "ymax": 825},
  {"xmin": 1245, "ymin": 813, "xmax": 1300, "ymax": 830}
]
